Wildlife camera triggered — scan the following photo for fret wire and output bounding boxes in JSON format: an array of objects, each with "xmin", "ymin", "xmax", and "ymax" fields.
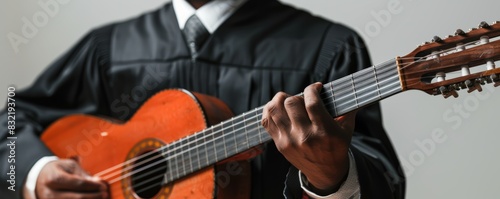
[
  {"xmin": 169, "ymin": 141, "xmax": 177, "ymax": 180},
  {"xmin": 186, "ymin": 135, "xmax": 193, "ymax": 174},
  {"xmin": 172, "ymin": 140, "xmax": 180, "ymax": 180},
  {"xmin": 243, "ymin": 112, "xmax": 250, "ymax": 149},
  {"xmin": 212, "ymin": 124, "xmax": 220, "ymax": 162},
  {"xmin": 350, "ymin": 74, "xmax": 359, "ymax": 108},
  {"xmin": 221, "ymin": 121, "xmax": 228, "ymax": 159},
  {"xmin": 203, "ymin": 129, "xmax": 210, "ymax": 166},
  {"xmin": 237, "ymin": 115, "xmax": 247, "ymax": 150},
  {"xmin": 166, "ymin": 144, "xmax": 174, "ymax": 182},
  {"xmin": 328, "ymin": 82, "xmax": 338, "ymax": 117},
  {"xmin": 255, "ymin": 108, "xmax": 263, "ymax": 144},
  {"xmin": 180, "ymin": 139, "xmax": 187, "ymax": 178},
  {"xmin": 373, "ymin": 65, "xmax": 382, "ymax": 99},
  {"xmin": 195, "ymin": 130, "xmax": 204, "ymax": 169},
  {"xmin": 231, "ymin": 119, "xmax": 238, "ymax": 154}
]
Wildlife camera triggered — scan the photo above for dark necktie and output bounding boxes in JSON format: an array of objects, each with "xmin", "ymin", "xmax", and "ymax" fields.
[{"xmin": 183, "ymin": 14, "xmax": 209, "ymax": 60}]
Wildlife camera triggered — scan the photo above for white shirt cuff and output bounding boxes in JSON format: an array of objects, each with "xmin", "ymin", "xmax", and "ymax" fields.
[
  {"xmin": 299, "ymin": 151, "xmax": 360, "ymax": 199},
  {"xmin": 25, "ymin": 156, "xmax": 59, "ymax": 199}
]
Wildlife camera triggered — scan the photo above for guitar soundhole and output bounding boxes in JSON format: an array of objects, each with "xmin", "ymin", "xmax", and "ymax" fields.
[{"xmin": 131, "ymin": 150, "xmax": 168, "ymax": 198}]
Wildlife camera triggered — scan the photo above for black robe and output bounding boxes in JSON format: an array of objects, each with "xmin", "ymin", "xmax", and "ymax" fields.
[{"xmin": 0, "ymin": 0, "xmax": 405, "ymax": 198}]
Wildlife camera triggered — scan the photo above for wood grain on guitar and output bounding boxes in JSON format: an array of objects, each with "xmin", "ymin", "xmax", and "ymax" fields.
[
  {"xmin": 42, "ymin": 90, "xmax": 253, "ymax": 199},
  {"xmin": 41, "ymin": 21, "xmax": 500, "ymax": 198},
  {"xmin": 398, "ymin": 21, "xmax": 500, "ymax": 98}
]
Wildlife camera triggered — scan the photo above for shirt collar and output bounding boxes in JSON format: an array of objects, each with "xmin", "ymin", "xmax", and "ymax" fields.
[{"xmin": 172, "ymin": 0, "xmax": 247, "ymax": 33}]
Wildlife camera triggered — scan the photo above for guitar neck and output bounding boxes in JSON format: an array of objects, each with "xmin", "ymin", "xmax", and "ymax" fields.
[
  {"xmin": 162, "ymin": 59, "xmax": 403, "ymax": 184},
  {"xmin": 320, "ymin": 59, "xmax": 402, "ymax": 117}
]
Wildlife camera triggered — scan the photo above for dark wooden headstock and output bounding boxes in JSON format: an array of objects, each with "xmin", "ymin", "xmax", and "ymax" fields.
[{"xmin": 397, "ymin": 21, "xmax": 500, "ymax": 98}]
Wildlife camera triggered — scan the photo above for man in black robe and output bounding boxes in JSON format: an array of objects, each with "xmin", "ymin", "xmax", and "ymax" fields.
[{"xmin": 0, "ymin": 0, "xmax": 405, "ymax": 198}]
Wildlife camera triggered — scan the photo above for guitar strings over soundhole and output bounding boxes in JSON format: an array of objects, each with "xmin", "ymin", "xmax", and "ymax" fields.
[
  {"xmin": 122, "ymin": 138, "xmax": 172, "ymax": 199},
  {"xmin": 131, "ymin": 150, "xmax": 168, "ymax": 198}
]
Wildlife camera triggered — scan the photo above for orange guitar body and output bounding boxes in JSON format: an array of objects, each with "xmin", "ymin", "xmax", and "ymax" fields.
[{"xmin": 41, "ymin": 90, "xmax": 251, "ymax": 199}]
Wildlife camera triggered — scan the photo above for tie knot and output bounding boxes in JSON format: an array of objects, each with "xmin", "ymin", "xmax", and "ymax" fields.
[{"xmin": 183, "ymin": 15, "xmax": 210, "ymax": 59}]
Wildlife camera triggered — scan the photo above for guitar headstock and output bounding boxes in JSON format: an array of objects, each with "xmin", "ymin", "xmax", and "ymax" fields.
[{"xmin": 397, "ymin": 21, "xmax": 500, "ymax": 98}]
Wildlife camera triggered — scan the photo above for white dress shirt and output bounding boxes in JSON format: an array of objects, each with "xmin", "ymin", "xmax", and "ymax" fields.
[{"xmin": 26, "ymin": 1, "xmax": 360, "ymax": 198}]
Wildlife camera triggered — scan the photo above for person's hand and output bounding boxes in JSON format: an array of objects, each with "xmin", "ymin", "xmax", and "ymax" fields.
[
  {"xmin": 262, "ymin": 82, "xmax": 356, "ymax": 195},
  {"xmin": 25, "ymin": 159, "xmax": 109, "ymax": 199}
]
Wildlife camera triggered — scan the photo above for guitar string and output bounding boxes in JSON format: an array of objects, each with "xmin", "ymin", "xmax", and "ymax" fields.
[
  {"xmin": 97, "ymin": 37, "xmax": 489, "ymax": 178},
  {"xmin": 97, "ymin": 56, "xmax": 438, "ymax": 184},
  {"xmin": 398, "ymin": 39, "xmax": 491, "ymax": 72},
  {"xmin": 113, "ymin": 44, "xmax": 500, "ymax": 198},
  {"xmin": 109, "ymin": 60, "xmax": 490, "ymax": 189},
  {"xmin": 97, "ymin": 56, "xmax": 426, "ymax": 183},
  {"xmin": 109, "ymin": 70, "xmax": 489, "ymax": 198},
  {"xmin": 108, "ymin": 116, "xmax": 269, "ymax": 198},
  {"xmin": 94, "ymin": 39, "xmax": 492, "ymax": 190},
  {"xmin": 97, "ymin": 57, "xmax": 405, "ymax": 181},
  {"xmin": 115, "ymin": 68, "xmax": 467, "ymax": 197},
  {"xmin": 110, "ymin": 72, "xmax": 470, "ymax": 198},
  {"xmin": 113, "ymin": 82, "xmax": 402, "ymax": 197},
  {"xmin": 105, "ymin": 81, "xmax": 401, "ymax": 188},
  {"xmin": 104, "ymin": 74, "xmax": 405, "ymax": 185}
]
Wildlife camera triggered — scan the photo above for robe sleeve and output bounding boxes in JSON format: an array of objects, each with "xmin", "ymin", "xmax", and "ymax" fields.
[
  {"xmin": 0, "ymin": 27, "xmax": 112, "ymax": 199},
  {"xmin": 284, "ymin": 24, "xmax": 406, "ymax": 199}
]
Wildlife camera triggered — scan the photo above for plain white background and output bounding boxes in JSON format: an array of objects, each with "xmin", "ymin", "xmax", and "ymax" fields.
[{"xmin": 1, "ymin": 0, "xmax": 500, "ymax": 198}]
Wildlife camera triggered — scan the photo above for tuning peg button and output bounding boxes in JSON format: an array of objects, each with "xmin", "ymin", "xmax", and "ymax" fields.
[
  {"xmin": 491, "ymin": 74, "xmax": 499, "ymax": 81},
  {"xmin": 479, "ymin": 21, "xmax": 490, "ymax": 28},
  {"xmin": 492, "ymin": 74, "xmax": 500, "ymax": 87},
  {"xmin": 465, "ymin": 79, "xmax": 483, "ymax": 93},
  {"xmin": 439, "ymin": 86, "xmax": 458, "ymax": 99},
  {"xmin": 455, "ymin": 29, "xmax": 466, "ymax": 36},
  {"xmin": 432, "ymin": 36, "xmax": 443, "ymax": 43}
]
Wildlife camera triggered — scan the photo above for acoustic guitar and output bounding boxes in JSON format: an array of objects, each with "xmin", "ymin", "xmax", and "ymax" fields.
[{"xmin": 42, "ymin": 21, "xmax": 500, "ymax": 198}]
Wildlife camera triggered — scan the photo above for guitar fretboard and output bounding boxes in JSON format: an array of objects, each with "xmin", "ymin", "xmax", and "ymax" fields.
[{"xmin": 162, "ymin": 59, "xmax": 403, "ymax": 184}]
